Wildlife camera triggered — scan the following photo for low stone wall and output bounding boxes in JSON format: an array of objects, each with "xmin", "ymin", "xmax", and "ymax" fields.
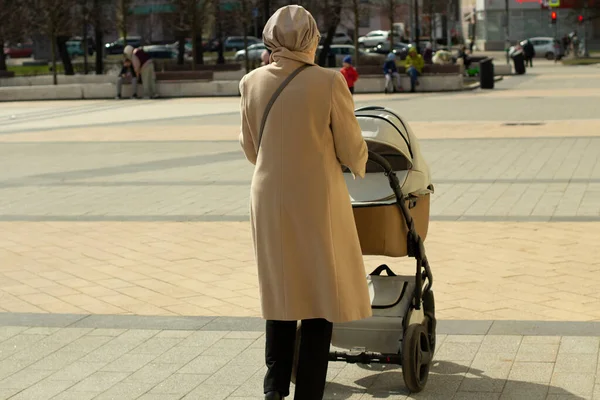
[
  {"xmin": 0, "ymin": 80, "xmax": 240, "ymax": 101},
  {"xmin": 354, "ymin": 74, "xmax": 464, "ymax": 93}
]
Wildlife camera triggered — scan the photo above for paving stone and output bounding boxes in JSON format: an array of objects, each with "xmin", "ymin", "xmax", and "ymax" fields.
[
  {"xmin": 86, "ymin": 329, "xmax": 127, "ymax": 337},
  {"xmin": 137, "ymin": 395, "xmax": 184, "ymax": 400},
  {"xmin": 203, "ymin": 364, "xmax": 262, "ymax": 386},
  {"xmin": 69, "ymin": 371, "xmax": 129, "ymax": 392},
  {"xmin": 178, "ymin": 355, "xmax": 229, "ymax": 375},
  {"xmin": 179, "ymin": 331, "xmax": 228, "ymax": 348},
  {"xmin": 50, "ymin": 391, "xmax": 98, "ymax": 400},
  {"xmin": 182, "ymin": 383, "xmax": 236, "ymax": 400},
  {"xmin": 100, "ymin": 353, "xmax": 158, "ymax": 373},
  {"xmin": 28, "ymin": 350, "xmax": 88, "ymax": 370},
  {"xmin": 549, "ymin": 372, "xmax": 595, "ymax": 398},
  {"xmin": 0, "ymin": 367, "xmax": 54, "ymax": 389},
  {"xmin": 507, "ymin": 362, "xmax": 554, "ymax": 384},
  {"xmin": 150, "ymin": 373, "xmax": 207, "ymax": 394},
  {"xmin": 92, "ymin": 381, "xmax": 156, "ymax": 400},
  {"xmin": 553, "ymin": 353, "xmax": 598, "ymax": 374},
  {"xmin": 0, "ymin": 388, "xmax": 21, "ymax": 400},
  {"xmin": 124, "ymin": 363, "xmax": 181, "ymax": 384},
  {"xmin": 452, "ymin": 393, "xmax": 501, "ymax": 400},
  {"xmin": 515, "ymin": 343, "xmax": 559, "ymax": 362},
  {"xmin": 22, "ymin": 327, "xmax": 62, "ymax": 335},
  {"xmin": 558, "ymin": 336, "xmax": 600, "ymax": 355},
  {"xmin": 521, "ymin": 336, "xmax": 562, "ymax": 344},
  {"xmin": 434, "ymin": 342, "xmax": 480, "ymax": 362},
  {"xmin": 7, "ymin": 379, "xmax": 75, "ymax": 400},
  {"xmin": 47, "ymin": 361, "xmax": 107, "ymax": 381},
  {"xmin": 478, "ymin": 336, "xmax": 522, "ymax": 354},
  {"xmin": 499, "ymin": 381, "xmax": 549, "ymax": 400},
  {"xmin": 129, "ymin": 338, "xmax": 184, "ymax": 355}
]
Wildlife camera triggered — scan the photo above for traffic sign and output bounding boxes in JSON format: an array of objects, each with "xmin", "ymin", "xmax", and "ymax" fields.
[{"xmin": 548, "ymin": 0, "xmax": 560, "ymax": 7}]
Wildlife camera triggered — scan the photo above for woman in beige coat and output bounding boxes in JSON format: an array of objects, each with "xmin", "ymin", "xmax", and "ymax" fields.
[{"xmin": 239, "ymin": 5, "xmax": 372, "ymax": 400}]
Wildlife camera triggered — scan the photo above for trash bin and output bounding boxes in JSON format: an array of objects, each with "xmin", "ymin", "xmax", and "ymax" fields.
[
  {"xmin": 479, "ymin": 57, "xmax": 494, "ymax": 89},
  {"xmin": 511, "ymin": 50, "xmax": 526, "ymax": 75}
]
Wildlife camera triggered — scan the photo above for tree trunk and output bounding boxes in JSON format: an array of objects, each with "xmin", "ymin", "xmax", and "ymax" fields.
[
  {"xmin": 191, "ymin": 0, "xmax": 197, "ymax": 69},
  {"xmin": 262, "ymin": 0, "xmax": 271, "ymax": 35},
  {"xmin": 120, "ymin": 0, "xmax": 128, "ymax": 41},
  {"xmin": 389, "ymin": 0, "xmax": 395, "ymax": 51},
  {"xmin": 242, "ymin": 0, "xmax": 250, "ymax": 72},
  {"xmin": 216, "ymin": 2, "xmax": 225, "ymax": 64},
  {"xmin": 95, "ymin": 28, "xmax": 103, "ymax": 74},
  {"xmin": 353, "ymin": 0, "xmax": 359, "ymax": 68},
  {"xmin": 0, "ymin": 34, "xmax": 7, "ymax": 71},
  {"xmin": 83, "ymin": 20, "xmax": 89, "ymax": 74},
  {"xmin": 57, "ymin": 36, "xmax": 74, "ymax": 75},
  {"xmin": 318, "ymin": 1, "xmax": 343, "ymax": 67},
  {"xmin": 51, "ymin": 33, "xmax": 58, "ymax": 85}
]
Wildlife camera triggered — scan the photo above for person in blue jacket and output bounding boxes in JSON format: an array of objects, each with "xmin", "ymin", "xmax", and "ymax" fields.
[{"xmin": 383, "ymin": 52, "xmax": 401, "ymax": 93}]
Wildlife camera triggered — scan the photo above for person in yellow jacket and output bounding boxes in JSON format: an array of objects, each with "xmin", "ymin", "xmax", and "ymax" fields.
[{"xmin": 405, "ymin": 46, "xmax": 424, "ymax": 92}]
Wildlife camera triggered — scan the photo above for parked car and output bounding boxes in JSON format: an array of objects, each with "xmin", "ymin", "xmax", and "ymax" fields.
[
  {"xmin": 142, "ymin": 45, "xmax": 176, "ymax": 59},
  {"xmin": 235, "ymin": 43, "xmax": 267, "ymax": 62},
  {"xmin": 104, "ymin": 36, "xmax": 143, "ymax": 55},
  {"xmin": 223, "ymin": 36, "xmax": 261, "ymax": 52},
  {"xmin": 521, "ymin": 37, "xmax": 555, "ymax": 59},
  {"xmin": 316, "ymin": 44, "xmax": 384, "ymax": 66},
  {"xmin": 358, "ymin": 30, "xmax": 401, "ymax": 48},
  {"xmin": 319, "ymin": 32, "xmax": 353, "ymax": 45},
  {"xmin": 366, "ymin": 41, "xmax": 410, "ymax": 60},
  {"xmin": 3, "ymin": 42, "xmax": 33, "ymax": 58}
]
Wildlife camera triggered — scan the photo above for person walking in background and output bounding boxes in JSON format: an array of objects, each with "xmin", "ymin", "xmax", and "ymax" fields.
[
  {"xmin": 383, "ymin": 52, "xmax": 401, "ymax": 94},
  {"xmin": 116, "ymin": 58, "xmax": 137, "ymax": 99},
  {"xmin": 405, "ymin": 46, "xmax": 424, "ymax": 93},
  {"xmin": 124, "ymin": 45, "xmax": 158, "ymax": 99},
  {"xmin": 238, "ymin": 5, "xmax": 372, "ymax": 400},
  {"xmin": 523, "ymin": 40, "xmax": 535, "ymax": 67},
  {"xmin": 340, "ymin": 55, "xmax": 359, "ymax": 94}
]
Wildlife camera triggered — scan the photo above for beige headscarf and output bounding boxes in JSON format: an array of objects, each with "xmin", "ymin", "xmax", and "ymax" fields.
[{"xmin": 262, "ymin": 5, "xmax": 318, "ymax": 65}]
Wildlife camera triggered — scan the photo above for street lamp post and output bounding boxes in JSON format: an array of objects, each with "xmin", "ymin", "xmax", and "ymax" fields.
[{"xmin": 505, "ymin": 0, "xmax": 510, "ymax": 64}]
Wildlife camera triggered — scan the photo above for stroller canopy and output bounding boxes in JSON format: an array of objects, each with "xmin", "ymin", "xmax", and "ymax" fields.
[{"xmin": 344, "ymin": 107, "xmax": 432, "ymax": 203}]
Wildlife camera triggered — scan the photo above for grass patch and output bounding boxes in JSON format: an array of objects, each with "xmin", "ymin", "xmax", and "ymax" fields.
[{"xmin": 561, "ymin": 57, "xmax": 600, "ymax": 66}]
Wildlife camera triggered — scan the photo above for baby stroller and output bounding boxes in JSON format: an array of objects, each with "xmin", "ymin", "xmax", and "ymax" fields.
[
  {"xmin": 291, "ymin": 106, "xmax": 435, "ymax": 393},
  {"xmin": 333, "ymin": 106, "xmax": 436, "ymax": 393}
]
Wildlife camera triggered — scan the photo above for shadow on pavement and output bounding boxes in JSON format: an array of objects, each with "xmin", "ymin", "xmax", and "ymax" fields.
[{"xmin": 324, "ymin": 361, "xmax": 587, "ymax": 399}]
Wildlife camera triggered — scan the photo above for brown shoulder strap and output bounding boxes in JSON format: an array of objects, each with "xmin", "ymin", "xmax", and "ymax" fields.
[{"xmin": 257, "ymin": 64, "xmax": 312, "ymax": 152}]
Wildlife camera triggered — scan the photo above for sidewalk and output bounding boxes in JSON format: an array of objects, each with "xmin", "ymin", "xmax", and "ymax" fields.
[{"xmin": 1, "ymin": 315, "xmax": 599, "ymax": 400}]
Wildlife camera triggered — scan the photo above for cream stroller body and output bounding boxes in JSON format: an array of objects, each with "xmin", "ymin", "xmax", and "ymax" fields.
[{"xmin": 331, "ymin": 106, "xmax": 436, "ymax": 393}]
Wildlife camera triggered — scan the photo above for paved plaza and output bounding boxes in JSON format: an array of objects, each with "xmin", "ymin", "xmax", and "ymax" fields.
[{"xmin": 0, "ymin": 61, "xmax": 600, "ymax": 399}]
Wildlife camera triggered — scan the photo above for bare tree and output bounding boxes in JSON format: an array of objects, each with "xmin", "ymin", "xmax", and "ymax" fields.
[
  {"xmin": 116, "ymin": 0, "xmax": 133, "ymax": 41},
  {"xmin": 28, "ymin": 0, "xmax": 78, "ymax": 84},
  {"xmin": 317, "ymin": 0, "xmax": 344, "ymax": 67},
  {"xmin": 0, "ymin": 0, "xmax": 26, "ymax": 72}
]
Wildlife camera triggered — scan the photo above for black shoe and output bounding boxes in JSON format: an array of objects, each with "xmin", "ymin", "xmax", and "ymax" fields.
[{"xmin": 265, "ymin": 392, "xmax": 282, "ymax": 400}]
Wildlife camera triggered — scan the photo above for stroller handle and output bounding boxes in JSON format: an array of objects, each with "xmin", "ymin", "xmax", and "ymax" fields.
[{"xmin": 367, "ymin": 151, "xmax": 394, "ymax": 174}]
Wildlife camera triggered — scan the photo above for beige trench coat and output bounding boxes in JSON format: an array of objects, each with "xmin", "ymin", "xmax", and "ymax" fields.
[{"xmin": 239, "ymin": 51, "xmax": 373, "ymax": 323}]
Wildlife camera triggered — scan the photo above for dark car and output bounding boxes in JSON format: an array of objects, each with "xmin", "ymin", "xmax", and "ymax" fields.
[
  {"xmin": 3, "ymin": 42, "xmax": 33, "ymax": 58},
  {"xmin": 366, "ymin": 42, "xmax": 409, "ymax": 60},
  {"xmin": 104, "ymin": 36, "xmax": 143, "ymax": 55}
]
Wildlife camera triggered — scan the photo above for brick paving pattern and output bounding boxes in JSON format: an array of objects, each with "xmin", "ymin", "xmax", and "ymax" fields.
[{"xmin": 1, "ymin": 61, "xmax": 600, "ymax": 399}]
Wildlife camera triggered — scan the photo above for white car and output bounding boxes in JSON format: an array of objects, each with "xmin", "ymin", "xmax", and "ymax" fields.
[
  {"xmin": 234, "ymin": 43, "xmax": 267, "ymax": 62},
  {"xmin": 358, "ymin": 30, "xmax": 401, "ymax": 48},
  {"xmin": 522, "ymin": 37, "xmax": 555, "ymax": 59},
  {"xmin": 319, "ymin": 32, "xmax": 353, "ymax": 45}
]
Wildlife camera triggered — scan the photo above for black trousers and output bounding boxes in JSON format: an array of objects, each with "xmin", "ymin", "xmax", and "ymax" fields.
[{"xmin": 264, "ymin": 319, "xmax": 333, "ymax": 399}]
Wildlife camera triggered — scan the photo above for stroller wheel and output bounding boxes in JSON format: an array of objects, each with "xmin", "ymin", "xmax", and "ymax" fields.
[
  {"xmin": 402, "ymin": 324, "xmax": 432, "ymax": 393},
  {"xmin": 423, "ymin": 290, "xmax": 437, "ymax": 353}
]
